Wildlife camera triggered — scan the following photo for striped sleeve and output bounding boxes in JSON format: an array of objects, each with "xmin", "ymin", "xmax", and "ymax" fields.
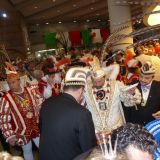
[{"xmin": 0, "ymin": 97, "xmax": 15, "ymax": 139}]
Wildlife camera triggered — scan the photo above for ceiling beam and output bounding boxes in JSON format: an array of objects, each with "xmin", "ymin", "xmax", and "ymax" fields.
[
  {"xmin": 27, "ymin": 0, "xmax": 106, "ymax": 23},
  {"xmin": 78, "ymin": 8, "xmax": 108, "ymax": 20},
  {"xmin": 26, "ymin": 0, "xmax": 103, "ymax": 19},
  {"xmin": 15, "ymin": 0, "xmax": 41, "ymax": 9},
  {"xmin": 64, "ymin": 4, "xmax": 107, "ymax": 18},
  {"xmin": 49, "ymin": 1, "xmax": 107, "ymax": 22}
]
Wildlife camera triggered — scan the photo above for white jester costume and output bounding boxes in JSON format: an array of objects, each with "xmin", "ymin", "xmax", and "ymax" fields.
[{"xmin": 84, "ymin": 56, "xmax": 141, "ymax": 133}]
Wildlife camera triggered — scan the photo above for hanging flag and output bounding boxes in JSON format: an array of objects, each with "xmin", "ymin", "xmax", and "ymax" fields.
[
  {"xmin": 69, "ymin": 31, "xmax": 82, "ymax": 47},
  {"xmin": 81, "ymin": 29, "xmax": 92, "ymax": 47},
  {"xmin": 100, "ymin": 28, "xmax": 110, "ymax": 42},
  {"xmin": 44, "ymin": 32, "xmax": 57, "ymax": 49},
  {"xmin": 63, "ymin": 32, "xmax": 71, "ymax": 48},
  {"xmin": 91, "ymin": 29, "xmax": 102, "ymax": 44}
]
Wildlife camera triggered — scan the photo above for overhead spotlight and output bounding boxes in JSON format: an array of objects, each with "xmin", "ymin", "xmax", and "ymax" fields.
[
  {"xmin": 86, "ymin": 19, "xmax": 90, "ymax": 22},
  {"xmin": 45, "ymin": 22, "xmax": 49, "ymax": 24},
  {"xmin": 34, "ymin": 6, "xmax": 38, "ymax": 9},
  {"xmin": 36, "ymin": 24, "xmax": 40, "ymax": 26},
  {"xmin": 58, "ymin": 21, "xmax": 62, "ymax": 24},
  {"xmin": 73, "ymin": 20, "xmax": 77, "ymax": 23},
  {"xmin": 73, "ymin": 4, "xmax": 77, "ymax": 7},
  {"xmin": 37, "ymin": 53, "xmax": 41, "ymax": 57},
  {"xmin": 2, "ymin": 13, "xmax": 7, "ymax": 18},
  {"xmin": 98, "ymin": 19, "xmax": 101, "ymax": 22},
  {"xmin": 91, "ymin": 7, "xmax": 94, "ymax": 10}
]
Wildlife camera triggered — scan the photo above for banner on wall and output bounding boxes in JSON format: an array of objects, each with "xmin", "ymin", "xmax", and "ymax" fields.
[
  {"xmin": 44, "ymin": 28, "xmax": 110, "ymax": 48},
  {"xmin": 69, "ymin": 31, "xmax": 82, "ymax": 47},
  {"xmin": 81, "ymin": 29, "xmax": 92, "ymax": 47},
  {"xmin": 44, "ymin": 32, "xmax": 57, "ymax": 49}
]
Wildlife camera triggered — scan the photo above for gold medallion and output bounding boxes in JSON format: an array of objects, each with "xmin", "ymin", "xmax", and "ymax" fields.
[{"xmin": 26, "ymin": 112, "xmax": 33, "ymax": 119}]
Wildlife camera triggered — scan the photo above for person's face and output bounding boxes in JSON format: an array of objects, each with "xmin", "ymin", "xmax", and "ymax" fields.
[
  {"xmin": 139, "ymin": 75, "xmax": 154, "ymax": 86},
  {"xmin": 126, "ymin": 146, "xmax": 153, "ymax": 160},
  {"xmin": 7, "ymin": 79, "xmax": 21, "ymax": 92},
  {"xmin": 93, "ymin": 76, "xmax": 106, "ymax": 89}
]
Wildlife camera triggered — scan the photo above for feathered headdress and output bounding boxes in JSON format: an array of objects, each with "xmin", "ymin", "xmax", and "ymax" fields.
[
  {"xmin": 93, "ymin": 134, "xmax": 117, "ymax": 160},
  {"xmin": 5, "ymin": 62, "xmax": 19, "ymax": 80},
  {"xmin": 89, "ymin": 56, "xmax": 105, "ymax": 79}
]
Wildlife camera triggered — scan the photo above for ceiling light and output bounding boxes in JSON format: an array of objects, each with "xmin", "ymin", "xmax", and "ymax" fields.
[
  {"xmin": 37, "ymin": 53, "xmax": 41, "ymax": 57},
  {"xmin": 86, "ymin": 19, "xmax": 90, "ymax": 22},
  {"xmin": 98, "ymin": 19, "xmax": 101, "ymax": 22},
  {"xmin": 58, "ymin": 21, "xmax": 62, "ymax": 24},
  {"xmin": 57, "ymin": 10, "xmax": 61, "ymax": 13},
  {"xmin": 144, "ymin": 5, "xmax": 160, "ymax": 26},
  {"xmin": 34, "ymin": 6, "xmax": 38, "ymax": 9},
  {"xmin": 2, "ymin": 13, "xmax": 7, "ymax": 18},
  {"xmin": 96, "ymin": 13, "xmax": 100, "ymax": 16},
  {"xmin": 36, "ymin": 24, "xmax": 40, "ymax": 26},
  {"xmin": 52, "ymin": 0, "xmax": 56, "ymax": 2},
  {"xmin": 73, "ymin": 4, "xmax": 77, "ymax": 7},
  {"xmin": 45, "ymin": 22, "xmax": 49, "ymax": 24},
  {"xmin": 73, "ymin": 20, "xmax": 77, "ymax": 23},
  {"xmin": 122, "ymin": 1, "xmax": 127, "ymax": 3},
  {"xmin": 91, "ymin": 7, "xmax": 94, "ymax": 10}
]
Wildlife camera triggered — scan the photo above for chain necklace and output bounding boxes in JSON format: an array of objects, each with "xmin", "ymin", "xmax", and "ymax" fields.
[
  {"xmin": 12, "ymin": 88, "xmax": 34, "ymax": 119},
  {"xmin": 93, "ymin": 80, "xmax": 111, "ymax": 111},
  {"xmin": 92, "ymin": 80, "xmax": 111, "ymax": 131}
]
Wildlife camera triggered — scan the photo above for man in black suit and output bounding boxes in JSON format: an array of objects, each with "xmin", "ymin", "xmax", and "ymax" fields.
[
  {"xmin": 39, "ymin": 67, "xmax": 97, "ymax": 160},
  {"xmin": 125, "ymin": 61, "xmax": 160, "ymax": 125}
]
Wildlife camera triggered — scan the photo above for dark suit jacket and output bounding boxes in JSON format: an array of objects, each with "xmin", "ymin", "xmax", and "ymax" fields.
[
  {"xmin": 39, "ymin": 93, "xmax": 97, "ymax": 160},
  {"xmin": 124, "ymin": 81, "xmax": 160, "ymax": 125}
]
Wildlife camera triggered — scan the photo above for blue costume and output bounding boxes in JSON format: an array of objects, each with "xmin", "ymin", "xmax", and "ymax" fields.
[{"xmin": 145, "ymin": 119, "xmax": 160, "ymax": 160}]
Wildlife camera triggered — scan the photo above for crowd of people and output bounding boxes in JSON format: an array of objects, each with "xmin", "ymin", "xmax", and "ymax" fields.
[{"xmin": 0, "ymin": 43, "xmax": 160, "ymax": 160}]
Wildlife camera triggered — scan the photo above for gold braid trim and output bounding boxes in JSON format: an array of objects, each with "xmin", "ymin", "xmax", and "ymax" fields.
[{"xmin": 64, "ymin": 81, "xmax": 85, "ymax": 86}]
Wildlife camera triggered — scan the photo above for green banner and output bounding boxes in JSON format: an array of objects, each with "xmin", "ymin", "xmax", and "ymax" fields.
[
  {"xmin": 81, "ymin": 29, "xmax": 92, "ymax": 47},
  {"xmin": 44, "ymin": 32, "xmax": 57, "ymax": 49}
]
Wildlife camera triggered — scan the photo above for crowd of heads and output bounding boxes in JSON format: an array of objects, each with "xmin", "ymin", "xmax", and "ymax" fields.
[{"xmin": 112, "ymin": 123, "xmax": 157, "ymax": 158}]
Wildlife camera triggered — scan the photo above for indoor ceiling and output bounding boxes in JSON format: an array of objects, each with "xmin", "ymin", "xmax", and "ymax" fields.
[
  {"xmin": 9, "ymin": 0, "xmax": 109, "ymax": 25},
  {"xmin": 2, "ymin": 0, "xmax": 157, "ymax": 26}
]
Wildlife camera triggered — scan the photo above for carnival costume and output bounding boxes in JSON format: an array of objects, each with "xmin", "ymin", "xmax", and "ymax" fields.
[
  {"xmin": 84, "ymin": 56, "xmax": 141, "ymax": 133},
  {"xmin": 0, "ymin": 63, "xmax": 43, "ymax": 160},
  {"xmin": 0, "ymin": 85, "xmax": 43, "ymax": 145},
  {"xmin": 39, "ymin": 62, "xmax": 61, "ymax": 99}
]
